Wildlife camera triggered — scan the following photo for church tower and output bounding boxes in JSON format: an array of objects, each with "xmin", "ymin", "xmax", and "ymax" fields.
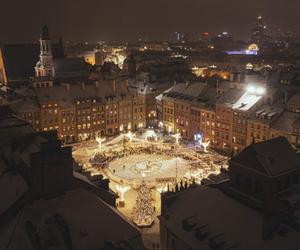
[{"xmin": 35, "ymin": 25, "xmax": 55, "ymax": 78}]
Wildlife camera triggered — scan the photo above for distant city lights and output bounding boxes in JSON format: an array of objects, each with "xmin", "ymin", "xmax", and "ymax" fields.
[{"xmin": 226, "ymin": 43, "xmax": 259, "ymax": 56}]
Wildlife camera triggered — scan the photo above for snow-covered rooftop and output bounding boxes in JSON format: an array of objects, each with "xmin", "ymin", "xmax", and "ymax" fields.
[
  {"xmin": 164, "ymin": 186, "xmax": 300, "ymax": 250},
  {"xmin": 0, "ymin": 189, "xmax": 145, "ymax": 250},
  {"xmin": 232, "ymin": 92, "xmax": 262, "ymax": 111}
]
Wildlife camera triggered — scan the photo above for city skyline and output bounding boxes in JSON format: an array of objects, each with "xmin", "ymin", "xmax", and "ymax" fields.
[
  {"xmin": 1, "ymin": 0, "xmax": 300, "ymax": 43},
  {"xmin": 1, "ymin": 1, "xmax": 300, "ymax": 249}
]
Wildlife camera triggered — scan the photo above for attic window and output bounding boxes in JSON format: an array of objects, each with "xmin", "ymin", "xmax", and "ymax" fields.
[{"xmin": 267, "ymin": 157, "xmax": 275, "ymax": 164}]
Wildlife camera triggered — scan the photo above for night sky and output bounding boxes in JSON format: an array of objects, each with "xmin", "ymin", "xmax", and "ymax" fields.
[{"xmin": 1, "ymin": 0, "xmax": 300, "ymax": 43}]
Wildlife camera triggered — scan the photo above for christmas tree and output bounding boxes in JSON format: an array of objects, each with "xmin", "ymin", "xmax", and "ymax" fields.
[{"xmin": 133, "ymin": 181, "xmax": 155, "ymax": 227}]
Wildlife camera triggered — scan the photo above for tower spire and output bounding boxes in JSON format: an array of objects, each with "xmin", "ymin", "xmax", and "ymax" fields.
[
  {"xmin": 35, "ymin": 25, "xmax": 55, "ymax": 78},
  {"xmin": 41, "ymin": 25, "xmax": 50, "ymax": 40}
]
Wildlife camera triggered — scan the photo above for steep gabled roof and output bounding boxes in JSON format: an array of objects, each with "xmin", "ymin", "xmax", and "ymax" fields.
[{"xmin": 231, "ymin": 137, "xmax": 300, "ymax": 176}]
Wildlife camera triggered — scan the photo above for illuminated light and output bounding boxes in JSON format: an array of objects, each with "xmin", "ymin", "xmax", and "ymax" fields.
[
  {"xmin": 171, "ymin": 54, "xmax": 188, "ymax": 59},
  {"xmin": 247, "ymin": 85, "xmax": 256, "ymax": 94},
  {"xmin": 172, "ymin": 133, "xmax": 182, "ymax": 145},
  {"xmin": 194, "ymin": 133, "xmax": 202, "ymax": 141},
  {"xmin": 96, "ymin": 135, "xmax": 106, "ymax": 152},
  {"xmin": 116, "ymin": 184, "xmax": 130, "ymax": 202},
  {"xmin": 264, "ymin": 64, "xmax": 272, "ymax": 69},
  {"xmin": 256, "ymin": 87, "xmax": 266, "ymax": 95},
  {"xmin": 202, "ymin": 140, "xmax": 210, "ymax": 153},
  {"xmin": 247, "ymin": 85, "xmax": 266, "ymax": 95},
  {"xmin": 143, "ymin": 129, "xmax": 158, "ymax": 141},
  {"xmin": 248, "ymin": 43, "xmax": 259, "ymax": 51},
  {"xmin": 194, "ymin": 133, "xmax": 210, "ymax": 152},
  {"xmin": 157, "ymin": 185, "xmax": 168, "ymax": 193},
  {"xmin": 246, "ymin": 63, "xmax": 254, "ymax": 70},
  {"xmin": 104, "ymin": 50, "xmax": 126, "ymax": 69},
  {"xmin": 226, "ymin": 44, "xmax": 259, "ymax": 56},
  {"xmin": 125, "ymin": 131, "xmax": 135, "ymax": 142}
]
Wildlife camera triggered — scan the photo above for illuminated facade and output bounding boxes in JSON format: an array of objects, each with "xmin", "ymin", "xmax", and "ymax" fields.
[
  {"xmin": 159, "ymin": 81, "xmax": 300, "ymax": 153},
  {"xmin": 162, "ymin": 99, "xmax": 175, "ymax": 133},
  {"xmin": 17, "ymin": 81, "xmax": 146, "ymax": 143}
]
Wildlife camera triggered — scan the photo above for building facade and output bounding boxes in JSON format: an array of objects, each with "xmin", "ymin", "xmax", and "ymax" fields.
[{"xmin": 159, "ymin": 81, "xmax": 300, "ymax": 153}]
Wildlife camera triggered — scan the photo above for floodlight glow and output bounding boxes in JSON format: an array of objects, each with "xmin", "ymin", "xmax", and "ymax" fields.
[
  {"xmin": 247, "ymin": 85, "xmax": 266, "ymax": 95},
  {"xmin": 256, "ymin": 87, "xmax": 266, "ymax": 95},
  {"xmin": 247, "ymin": 85, "xmax": 256, "ymax": 94}
]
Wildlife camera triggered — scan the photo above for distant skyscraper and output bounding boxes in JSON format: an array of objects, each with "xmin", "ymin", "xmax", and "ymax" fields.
[
  {"xmin": 174, "ymin": 32, "xmax": 189, "ymax": 43},
  {"xmin": 251, "ymin": 16, "xmax": 267, "ymax": 45}
]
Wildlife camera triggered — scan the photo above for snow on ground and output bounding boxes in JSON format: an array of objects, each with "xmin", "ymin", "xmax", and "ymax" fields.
[{"xmin": 107, "ymin": 153, "xmax": 190, "ymax": 186}]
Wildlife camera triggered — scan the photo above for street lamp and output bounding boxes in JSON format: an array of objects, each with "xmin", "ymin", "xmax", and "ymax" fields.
[
  {"xmin": 116, "ymin": 184, "xmax": 130, "ymax": 207},
  {"xmin": 172, "ymin": 133, "xmax": 182, "ymax": 145},
  {"xmin": 96, "ymin": 136, "xmax": 106, "ymax": 152}
]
